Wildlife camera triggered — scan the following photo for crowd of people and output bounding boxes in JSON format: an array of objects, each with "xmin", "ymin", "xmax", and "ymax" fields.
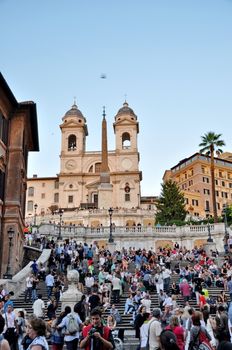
[{"xmin": 1, "ymin": 238, "xmax": 232, "ymax": 350}]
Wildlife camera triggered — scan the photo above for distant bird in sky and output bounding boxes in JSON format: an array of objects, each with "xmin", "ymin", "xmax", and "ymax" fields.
[{"xmin": 100, "ymin": 73, "xmax": 107, "ymax": 79}]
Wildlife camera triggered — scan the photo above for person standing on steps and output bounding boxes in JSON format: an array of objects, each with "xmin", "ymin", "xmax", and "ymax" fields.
[
  {"xmin": 45, "ymin": 271, "xmax": 55, "ymax": 299},
  {"xmin": 32, "ymin": 294, "xmax": 45, "ymax": 319},
  {"xmin": 24, "ymin": 275, "xmax": 33, "ymax": 303},
  {"xmin": 79, "ymin": 308, "xmax": 114, "ymax": 350}
]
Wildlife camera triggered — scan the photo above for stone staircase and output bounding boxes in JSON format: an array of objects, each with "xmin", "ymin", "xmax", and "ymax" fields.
[{"xmin": 12, "ymin": 270, "xmax": 230, "ymax": 350}]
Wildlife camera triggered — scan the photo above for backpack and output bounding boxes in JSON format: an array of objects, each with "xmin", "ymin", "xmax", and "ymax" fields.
[{"xmin": 66, "ymin": 314, "xmax": 79, "ymax": 335}]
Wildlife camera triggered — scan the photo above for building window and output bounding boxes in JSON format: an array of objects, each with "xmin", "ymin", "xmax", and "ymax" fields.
[
  {"xmin": 185, "ymin": 198, "xmax": 189, "ymax": 204},
  {"xmin": 189, "ymin": 180, "xmax": 193, "ymax": 186},
  {"xmin": 203, "ymin": 177, "xmax": 209, "ymax": 183},
  {"xmin": 28, "ymin": 187, "xmax": 34, "ymax": 196},
  {"xmin": 27, "ymin": 200, "xmax": 33, "ymax": 211},
  {"xmin": 203, "ymin": 189, "xmax": 210, "ymax": 195},
  {"xmin": 54, "ymin": 181, "xmax": 59, "ymax": 189},
  {"xmin": 215, "ymin": 179, "xmax": 218, "ymax": 185},
  {"xmin": 125, "ymin": 193, "xmax": 130, "ymax": 202},
  {"xmin": 192, "ymin": 199, "xmax": 199, "ymax": 206},
  {"xmin": 0, "ymin": 170, "xmax": 5, "ymax": 201},
  {"xmin": 229, "ymin": 183, "xmax": 232, "ymax": 188},
  {"xmin": 0, "ymin": 112, "xmax": 8, "ymax": 145},
  {"xmin": 219, "ymin": 171, "xmax": 223, "ymax": 178},
  {"xmin": 68, "ymin": 134, "xmax": 77, "ymax": 151},
  {"xmin": 217, "ymin": 203, "xmax": 220, "ymax": 210},
  {"xmin": 122, "ymin": 132, "xmax": 131, "ymax": 149},
  {"xmin": 95, "ymin": 162, "xmax": 102, "ymax": 173},
  {"xmin": 41, "ymin": 193, "xmax": 45, "ymax": 199},
  {"xmin": 222, "ymin": 181, "xmax": 225, "ymax": 187},
  {"xmin": 222, "ymin": 192, "xmax": 228, "ymax": 199},
  {"xmin": 216, "ymin": 191, "xmax": 219, "ymax": 196},
  {"xmin": 201, "ymin": 166, "xmax": 206, "ymax": 174},
  {"xmin": 54, "ymin": 193, "xmax": 59, "ymax": 203},
  {"xmin": 68, "ymin": 195, "xmax": 73, "ymax": 203},
  {"xmin": 205, "ymin": 200, "xmax": 210, "ymax": 211},
  {"xmin": 42, "ymin": 183, "xmax": 45, "ymax": 187}
]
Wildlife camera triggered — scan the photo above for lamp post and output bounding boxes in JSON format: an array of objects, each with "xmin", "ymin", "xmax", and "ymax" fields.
[
  {"xmin": 58, "ymin": 209, "xmax": 64, "ymax": 241},
  {"xmin": 205, "ymin": 208, "xmax": 213, "ymax": 243},
  {"xmin": 3, "ymin": 228, "xmax": 15, "ymax": 279},
  {"xmin": 108, "ymin": 207, "xmax": 114, "ymax": 243},
  {"xmin": 34, "ymin": 203, "xmax": 38, "ymax": 226},
  {"xmin": 222, "ymin": 204, "xmax": 229, "ymax": 253}
]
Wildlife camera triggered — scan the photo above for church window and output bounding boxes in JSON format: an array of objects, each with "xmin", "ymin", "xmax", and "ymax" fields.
[
  {"xmin": 68, "ymin": 195, "xmax": 73, "ymax": 203},
  {"xmin": 122, "ymin": 132, "xmax": 131, "ymax": 149},
  {"xmin": 78, "ymin": 119, "xmax": 82, "ymax": 123},
  {"xmin": 125, "ymin": 183, "xmax": 131, "ymax": 201},
  {"xmin": 95, "ymin": 162, "xmax": 101, "ymax": 173},
  {"xmin": 68, "ymin": 134, "xmax": 77, "ymax": 151},
  {"xmin": 54, "ymin": 193, "xmax": 59, "ymax": 203},
  {"xmin": 28, "ymin": 187, "xmax": 34, "ymax": 196},
  {"xmin": 27, "ymin": 200, "xmax": 33, "ymax": 211}
]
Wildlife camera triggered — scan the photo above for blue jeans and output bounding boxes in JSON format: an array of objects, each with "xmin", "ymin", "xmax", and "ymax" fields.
[
  {"xmin": 32, "ymin": 289, "xmax": 37, "ymax": 301},
  {"xmin": 47, "ymin": 286, "xmax": 53, "ymax": 298}
]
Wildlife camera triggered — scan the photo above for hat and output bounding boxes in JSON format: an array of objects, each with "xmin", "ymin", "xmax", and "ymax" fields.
[{"xmin": 152, "ymin": 308, "xmax": 162, "ymax": 318}]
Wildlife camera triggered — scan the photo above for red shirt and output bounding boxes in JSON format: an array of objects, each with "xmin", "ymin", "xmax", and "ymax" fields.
[{"xmin": 165, "ymin": 325, "xmax": 185, "ymax": 350}]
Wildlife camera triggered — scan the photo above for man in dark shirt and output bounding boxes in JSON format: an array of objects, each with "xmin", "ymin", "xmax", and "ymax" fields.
[{"xmin": 88, "ymin": 291, "xmax": 101, "ymax": 311}]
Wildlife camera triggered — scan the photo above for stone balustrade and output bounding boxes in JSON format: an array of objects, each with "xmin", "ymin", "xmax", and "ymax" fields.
[{"xmin": 36, "ymin": 222, "xmax": 227, "ymax": 252}]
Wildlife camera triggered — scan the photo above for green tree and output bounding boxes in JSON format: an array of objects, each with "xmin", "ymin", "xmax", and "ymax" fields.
[
  {"xmin": 199, "ymin": 132, "xmax": 225, "ymax": 223},
  {"xmin": 155, "ymin": 179, "xmax": 187, "ymax": 225}
]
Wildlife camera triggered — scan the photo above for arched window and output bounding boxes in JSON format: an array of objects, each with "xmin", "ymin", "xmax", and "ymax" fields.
[
  {"xmin": 28, "ymin": 187, "xmax": 34, "ymax": 196},
  {"xmin": 124, "ymin": 182, "xmax": 131, "ymax": 202},
  {"xmin": 95, "ymin": 162, "xmax": 102, "ymax": 173},
  {"xmin": 122, "ymin": 132, "xmax": 131, "ymax": 149},
  {"xmin": 68, "ymin": 134, "xmax": 77, "ymax": 151},
  {"xmin": 89, "ymin": 165, "xmax": 93, "ymax": 173},
  {"xmin": 27, "ymin": 200, "xmax": 33, "ymax": 211}
]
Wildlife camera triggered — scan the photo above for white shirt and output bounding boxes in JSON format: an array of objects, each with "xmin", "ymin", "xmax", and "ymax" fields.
[
  {"xmin": 4, "ymin": 311, "xmax": 16, "ymax": 330},
  {"xmin": 26, "ymin": 276, "xmax": 33, "ymax": 288},
  {"xmin": 33, "ymin": 298, "xmax": 45, "ymax": 317},
  {"xmin": 148, "ymin": 318, "xmax": 162, "ymax": 350},
  {"xmin": 112, "ymin": 277, "xmax": 121, "ymax": 290}
]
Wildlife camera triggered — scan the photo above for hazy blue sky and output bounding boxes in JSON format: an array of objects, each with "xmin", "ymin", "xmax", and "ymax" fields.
[{"xmin": 1, "ymin": 0, "xmax": 232, "ymax": 196}]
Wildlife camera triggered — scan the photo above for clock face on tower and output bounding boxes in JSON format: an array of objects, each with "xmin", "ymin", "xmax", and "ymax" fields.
[{"xmin": 65, "ymin": 160, "xmax": 76, "ymax": 170}]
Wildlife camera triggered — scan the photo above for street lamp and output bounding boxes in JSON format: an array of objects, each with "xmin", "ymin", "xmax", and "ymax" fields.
[
  {"xmin": 108, "ymin": 207, "xmax": 114, "ymax": 243},
  {"xmin": 222, "ymin": 204, "xmax": 229, "ymax": 253},
  {"xmin": 58, "ymin": 209, "xmax": 64, "ymax": 240},
  {"xmin": 34, "ymin": 203, "xmax": 38, "ymax": 226},
  {"xmin": 3, "ymin": 228, "xmax": 15, "ymax": 279},
  {"xmin": 205, "ymin": 208, "xmax": 213, "ymax": 243}
]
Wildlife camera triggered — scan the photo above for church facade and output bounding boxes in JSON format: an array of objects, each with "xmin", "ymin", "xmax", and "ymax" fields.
[{"xmin": 26, "ymin": 102, "xmax": 156, "ymax": 228}]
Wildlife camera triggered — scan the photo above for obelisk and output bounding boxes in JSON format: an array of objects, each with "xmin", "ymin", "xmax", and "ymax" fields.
[{"xmin": 98, "ymin": 107, "xmax": 113, "ymax": 209}]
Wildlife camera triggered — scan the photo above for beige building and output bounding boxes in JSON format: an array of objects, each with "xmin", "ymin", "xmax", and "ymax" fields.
[
  {"xmin": 163, "ymin": 152, "xmax": 232, "ymax": 219},
  {"xmin": 26, "ymin": 102, "xmax": 156, "ymax": 227}
]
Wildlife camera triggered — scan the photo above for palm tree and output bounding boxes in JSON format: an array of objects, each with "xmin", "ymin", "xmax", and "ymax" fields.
[{"xmin": 199, "ymin": 132, "xmax": 225, "ymax": 223}]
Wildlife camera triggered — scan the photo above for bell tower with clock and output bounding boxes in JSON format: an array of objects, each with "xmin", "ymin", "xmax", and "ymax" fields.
[{"xmin": 59, "ymin": 103, "xmax": 88, "ymax": 174}]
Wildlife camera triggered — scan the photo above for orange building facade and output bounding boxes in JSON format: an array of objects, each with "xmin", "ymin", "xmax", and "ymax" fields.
[{"xmin": 163, "ymin": 152, "xmax": 232, "ymax": 219}]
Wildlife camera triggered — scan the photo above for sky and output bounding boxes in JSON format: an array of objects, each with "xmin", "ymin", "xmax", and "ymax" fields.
[{"xmin": 1, "ymin": 0, "xmax": 232, "ymax": 196}]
